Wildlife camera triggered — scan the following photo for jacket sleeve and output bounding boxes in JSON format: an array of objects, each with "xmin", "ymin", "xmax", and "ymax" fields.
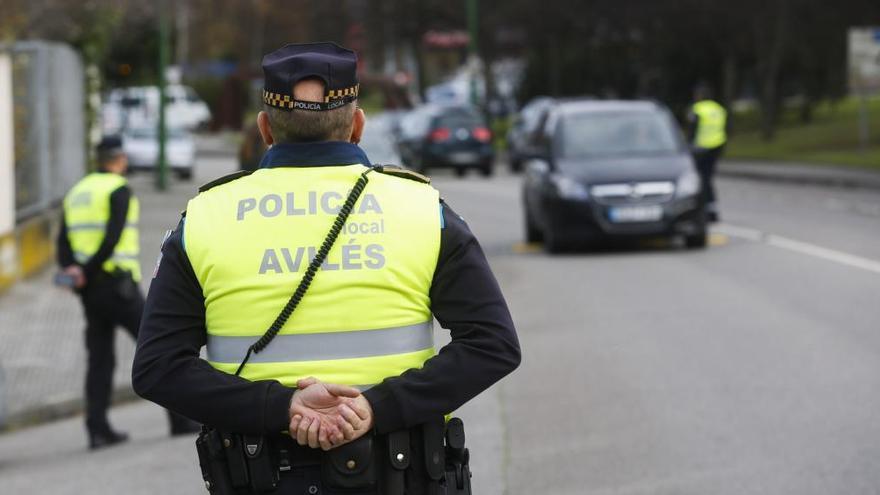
[
  {"xmin": 82, "ymin": 185, "xmax": 130, "ymax": 278},
  {"xmin": 56, "ymin": 213, "xmax": 75, "ymax": 268},
  {"xmin": 363, "ymin": 201, "xmax": 521, "ymax": 434},
  {"xmin": 132, "ymin": 218, "xmax": 295, "ymax": 434}
]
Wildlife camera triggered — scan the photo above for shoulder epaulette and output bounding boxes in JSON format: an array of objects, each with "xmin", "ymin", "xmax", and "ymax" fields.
[
  {"xmin": 198, "ymin": 170, "xmax": 255, "ymax": 193},
  {"xmin": 372, "ymin": 165, "xmax": 431, "ymax": 184}
]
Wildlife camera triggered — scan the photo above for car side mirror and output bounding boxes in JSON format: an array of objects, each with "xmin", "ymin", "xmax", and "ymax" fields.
[{"xmin": 525, "ymin": 159, "xmax": 550, "ymax": 175}]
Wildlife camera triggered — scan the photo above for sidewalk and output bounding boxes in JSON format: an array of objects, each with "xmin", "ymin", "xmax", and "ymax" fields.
[
  {"xmin": 0, "ymin": 141, "xmax": 236, "ymax": 430},
  {"xmin": 720, "ymin": 159, "xmax": 880, "ymax": 191}
]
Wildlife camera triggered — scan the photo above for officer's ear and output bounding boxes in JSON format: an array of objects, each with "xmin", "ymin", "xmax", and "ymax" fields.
[
  {"xmin": 350, "ymin": 106, "xmax": 365, "ymax": 145},
  {"xmin": 257, "ymin": 111, "xmax": 275, "ymax": 147}
]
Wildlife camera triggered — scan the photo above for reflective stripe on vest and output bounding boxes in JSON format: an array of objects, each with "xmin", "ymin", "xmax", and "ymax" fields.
[
  {"xmin": 67, "ymin": 222, "xmax": 138, "ymax": 232},
  {"xmin": 184, "ymin": 165, "xmax": 442, "ymax": 388},
  {"xmin": 63, "ymin": 173, "xmax": 142, "ymax": 281},
  {"xmin": 693, "ymin": 99, "xmax": 727, "ymax": 149},
  {"xmin": 206, "ymin": 320, "xmax": 434, "ymax": 364}
]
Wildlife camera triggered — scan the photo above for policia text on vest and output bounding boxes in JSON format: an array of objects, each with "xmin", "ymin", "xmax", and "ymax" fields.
[{"xmin": 236, "ymin": 190, "xmax": 387, "ymax": 274}]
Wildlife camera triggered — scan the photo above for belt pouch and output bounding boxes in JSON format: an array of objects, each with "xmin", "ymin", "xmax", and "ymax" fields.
[
  {"xmin": 243, "ymin": 435, "xmax": 279, "ymax": 492},
  {"xmin": 220, "ymin": 432, "xmax": 250, "ymax": 488},
  {"xmin": 321, "ymin": 434, "xmax": 377, "ymax": 489},
  {"xmin": 422, "ymin": 419, "xmax": 445, "ymax": 482},
  {"xmin": 384, "ymin": 430, "xmax": 410, "ymax": 495},
  {"xmin": 196, "ymin": 429, "xmax": 238, "ymax": 494}
]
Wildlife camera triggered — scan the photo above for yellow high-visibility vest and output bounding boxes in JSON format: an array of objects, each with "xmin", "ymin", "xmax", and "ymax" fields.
[
  {"xmin": 693, "ymin": 99, "xmax": 728, "ymax": 149},
  {"xmin": 63, "ymin": 173, "xmax": 141, "ymax": 281},
  {"xmin": 184, "ymin": 165, "xmax": 442, "ymax": 388}
]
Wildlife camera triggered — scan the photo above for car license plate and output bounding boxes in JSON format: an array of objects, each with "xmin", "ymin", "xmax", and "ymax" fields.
[
  {"xmin": 608, "ymin": 205, "xmax": 663, "ymax": 223},
  {"xmin": 449, "ymin": 152, "xmax": 478, "ymax": 164}
]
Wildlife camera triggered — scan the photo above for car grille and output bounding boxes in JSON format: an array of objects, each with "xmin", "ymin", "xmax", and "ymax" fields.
[{"xmin": 590, "ymin": 181, "xmax": 675, "ymax": 205}]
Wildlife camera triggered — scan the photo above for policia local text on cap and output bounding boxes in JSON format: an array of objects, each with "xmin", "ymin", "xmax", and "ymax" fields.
[{"xmin": 133, "ymin": 42, "xmax": 520, "ymax": 495}]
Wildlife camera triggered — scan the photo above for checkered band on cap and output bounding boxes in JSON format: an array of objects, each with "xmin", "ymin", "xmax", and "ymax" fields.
[{"xmin": 263, "ymin": 84, "xmax": 359, "ymax": 111}]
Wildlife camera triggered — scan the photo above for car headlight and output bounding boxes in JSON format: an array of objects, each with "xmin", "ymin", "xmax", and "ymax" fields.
[
  {"xmin": 550, "ymin": 174, "xmax": 589, "ymax": 200},
  {"xmin": 676, "ymin": 170, "xmax": 701, "ymax": 198}
]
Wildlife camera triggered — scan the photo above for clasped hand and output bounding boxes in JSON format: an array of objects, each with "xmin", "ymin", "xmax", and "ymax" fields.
[{"xmin": 288, "ymin": 377, "xmax": 373, "ymax": 451}]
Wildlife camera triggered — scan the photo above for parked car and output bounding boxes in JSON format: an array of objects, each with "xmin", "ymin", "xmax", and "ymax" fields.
[
  {"xmin": 522, "ymin": 99, "xmax": 707, "ymax": 252},
  {"xmin": 103, "ymin": 85, "xmax": 211, "ymax": 135},
  {"xmin": 123, "ymin": 126, "xmax": 196, "ymax": 180},
  {"xmin": 506, "ymin": 96, "xmax": 554, "ymax": 172},
  {"xmin": 396, "ymin": 104, "xmax": 495, "ymax": 177}
]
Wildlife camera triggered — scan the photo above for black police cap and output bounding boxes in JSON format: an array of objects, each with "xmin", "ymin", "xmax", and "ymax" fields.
[
  {"xmin": 96, "ymin": 135, "xmax": 123, "ymax": 153},
  {"xmin": 262, "ymin": 42, "xmax": 359, "ymax": 112}
]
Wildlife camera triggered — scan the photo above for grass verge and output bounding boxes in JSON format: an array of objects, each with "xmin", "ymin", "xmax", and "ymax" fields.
[{"xmin": 727, "ymin": 96, "xmax": 880, "ymax": 171}]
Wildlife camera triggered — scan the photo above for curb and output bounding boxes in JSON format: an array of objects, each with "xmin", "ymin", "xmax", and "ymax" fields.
[
  {"xmin": 1, "ymin": 385, "xmax": 139, "ymax": 433},
  {"xmin": 719, "ymin": 161, "xmax": 880, "ymax": 191}
]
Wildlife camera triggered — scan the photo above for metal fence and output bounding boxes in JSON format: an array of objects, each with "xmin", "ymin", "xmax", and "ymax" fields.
[{"xmin": 5, "ymin": 42, "xmax": 86, "ymax": 222}]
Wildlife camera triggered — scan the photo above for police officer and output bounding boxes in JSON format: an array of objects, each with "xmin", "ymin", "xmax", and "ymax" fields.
[
  {"xmin": 687, "ymin": 84, "xmax": 728, "ymax": 222},
  {"xmin": 57, "ymin": 136, "xmax": 198, "ymax": 449},
  {"xmin": 133, "ymin": 42, "xmax": 520, "ymax": 494}
]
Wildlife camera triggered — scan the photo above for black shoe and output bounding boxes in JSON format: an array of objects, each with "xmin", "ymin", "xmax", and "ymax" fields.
[{"xmin": 89, "ymin": 429, "xmax": 129, "ymax": 450}]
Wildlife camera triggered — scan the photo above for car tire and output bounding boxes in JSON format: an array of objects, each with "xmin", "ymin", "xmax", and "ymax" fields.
[
  {"xmin": 525, "ymin": 209, "xmax": 543, "ymax": 243},
  {"xmin": 176, "ymin": 169, "xmax": 193, "ymax": 181},
  {"xmin": 510, "ymin": 157, "xmax": 522, "ymax": 173},
  {"xmin": 480, "ymin": 164, "xmax": 493, "ymax": 177},
  {"xmin": 544, "ymin": 229, "xmax": 569, "ymax": 254},
  {"xmin": 685, "ymin": 230, "xmax": 708, "ymax": 249},
  {"xmin": 685, "ymin": 208, "xmax": 708, "ymax": 249},
  {"xmin": 455, "ymin": 168, "xmax": 467, "ymax": 178}
]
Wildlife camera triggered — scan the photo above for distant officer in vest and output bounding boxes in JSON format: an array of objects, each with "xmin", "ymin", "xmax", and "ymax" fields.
[
  {"xmin": 134, "ymin": 42, "xmax": 520, "ymax": 494},
  {"xmin": 57, "ymin": 136, "xmax": 199, "ymax": 450},
  {"xmin": 687, "ymin": 84, "xmax": 728, "ymax": 222}
]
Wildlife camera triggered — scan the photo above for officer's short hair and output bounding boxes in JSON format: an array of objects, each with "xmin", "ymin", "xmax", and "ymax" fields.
[
  {"xmin": 96, "ymin": 136, "xmax": 124, "ymax": 169},
  {"xmin": 265, "ymin": 100, "xmax": 356, "ymax": 143}
]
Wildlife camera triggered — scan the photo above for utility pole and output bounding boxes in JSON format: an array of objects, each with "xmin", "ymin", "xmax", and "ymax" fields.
[
  {"xmin": 467, "ymin": 0, "xmax": 479, "ymax": 105},
  {"xmin": 156, "ymin": 0, "xmax": 170, "ymax": 191}
]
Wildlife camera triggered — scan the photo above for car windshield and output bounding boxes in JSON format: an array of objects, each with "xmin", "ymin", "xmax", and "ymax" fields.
[{"xmin": 558, "ymin": 110, "xmax": 679, "ymax": 159}]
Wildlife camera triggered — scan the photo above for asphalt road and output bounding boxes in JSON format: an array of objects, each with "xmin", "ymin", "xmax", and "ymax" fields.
[{"xmin": 1, "ymin": 149, "xmax": 879, "ymax": 494}]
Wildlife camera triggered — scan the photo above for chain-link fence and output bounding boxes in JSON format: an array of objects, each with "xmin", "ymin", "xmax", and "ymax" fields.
[{"xmin": 6, "ymin": 41, "xmax": 86, "ymax": 222}]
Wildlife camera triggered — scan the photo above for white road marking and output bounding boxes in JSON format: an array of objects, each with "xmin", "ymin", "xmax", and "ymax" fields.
[{"xmin": 715, "ymin": 223, "xmax": 880, "ymax": 275}]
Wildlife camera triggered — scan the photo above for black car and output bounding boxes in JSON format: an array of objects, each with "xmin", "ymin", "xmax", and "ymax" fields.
[
  {"xmin": 396, "ymin": 104, "xmax": 495, "ymax": 177},
  {"xmin": 522, "ymin": 100, "xmax": 707, "ymax": 252}
]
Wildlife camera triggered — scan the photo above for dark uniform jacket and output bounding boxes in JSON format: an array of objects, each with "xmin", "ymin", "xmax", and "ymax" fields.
[{"xmin": 132, "ymin": 142, "xmax": 521, "ymax": 435}]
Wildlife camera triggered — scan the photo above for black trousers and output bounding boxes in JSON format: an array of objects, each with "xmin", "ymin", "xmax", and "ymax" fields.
[
  {"xmin": 80, "ymin": 272, "xmax": 195, "ymax": 434},
  {"xmin": 693, "ymin": 145, "xmax": 724, "ymax": 210}
]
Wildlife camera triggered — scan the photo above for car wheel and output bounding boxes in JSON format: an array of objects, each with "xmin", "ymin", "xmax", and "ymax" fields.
[
  {"xmin": 685, "ymin": 208, "xmax": 708, "ymax": 249},
  {"xmin": 544, "ymin": 229, "xmax": 569, "ymax": 253},
  {"xmin": 685, "ymin": 230, "xmax": 708, "ymax": 249},
  {"xmin": 525, "ymin": 209, "xmax": 543, "ymax": 243},
  {"xmin": 176, "ymin": 169, "xmax": 193, "ymax": 181},
  {"xmin": 480, "ymin": 164, "xmax": 493, "ymax": 177},
  {"xmin": 510, "ymin": 158, "xmax": 522, "ymax": 173},
  {"xmin": 455, "ymin": 168, "xmax": 467, "ymax": 178}
]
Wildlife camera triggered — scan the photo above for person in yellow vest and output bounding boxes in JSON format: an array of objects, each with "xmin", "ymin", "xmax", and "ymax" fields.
[
  {"xmin": 133, "ymin": 42, "xmax": 520, "ymax": 494},
  {"xmin": 687, "ymin": 84, "xmax": 728, "ymax": 222},
  {"xmin": 57, "ymin": 136, "xmax": 198, "ymax": 449}
]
